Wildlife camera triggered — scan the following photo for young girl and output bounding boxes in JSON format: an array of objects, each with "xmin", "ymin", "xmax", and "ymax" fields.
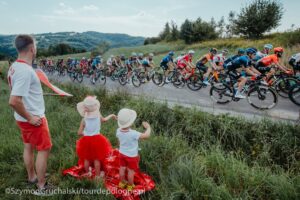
[
  {"xmin": 116, "ymin": 108, "xmax": 151, "ymax": 191},
  {"xmin": 76, "ymin": 96, "xmax": 116, "ymax": 180}
]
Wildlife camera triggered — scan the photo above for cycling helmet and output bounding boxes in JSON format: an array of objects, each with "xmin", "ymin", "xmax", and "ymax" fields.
[
  {"xmin": 149, "ymin": 53, "xmax": 154, "ymax": 57},
  {"xmin": 237, "ymin": 48, "xmax": 245, "ymax": 54},
  {"xmin": 131, "ymin": 52, "xmax": 137, "ymax": 57},
  {"xmin": 210, "ymin": 48, "xmax": 217, "ymax": 54},
  {"xmin": 245, "ymin": 48, "xmax": 257, "ymax": 55},
  {"xmin": 222, "ymin": 49, "xmax": 229, "ymax": 54},
  {"xmin": 188, "ymin": 50, "xmax": 195, "ymax": 55},
  {"xmin": 168, "ymin": 51, "xmax": 175, "ymax": 56},
  {"xmin": 264, "ymin": 44, "xmax": 273, "ymax": 50},
  {"xmin": 274, "ymin": 47, "xmax": 284, "ymax": 53}
]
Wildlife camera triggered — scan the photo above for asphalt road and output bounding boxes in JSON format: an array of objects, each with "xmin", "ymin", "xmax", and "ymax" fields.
[{"xmin": 49, "ymin": 73, "xmax": 300, "ymax": 122}]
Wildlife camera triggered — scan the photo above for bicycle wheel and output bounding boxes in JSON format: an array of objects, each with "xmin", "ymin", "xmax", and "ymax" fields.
[
  {"xmin": 187, "ymin": 74, "xmax": 203, "ymax": 91},
  {"xmin": 288, "ymin": 83, "xmax": 300, "ymax": 106},
  {"xmin": 247, "ymin": 85, "xmax": 278, "ymax": 110},
  {"xmin": 152, "ymin": 72, "xmax": 164, "ymax": 86},
  {"xmin": 172, "ymin": 72, "xmax": 185, "ymax": 89},
  {"xmin": 138, "ymin": 72, "xmax": 147, "ymax": 84},
  {"xmin": 97, "ymin": 71, "xmax": 106, "ymax": 85},
  {"xmin": 76, "ymin": 72, "xmax": 83, "ymax": 83},
  {"xmin": 132, "ymin": 74, "xmax": 141, "ymax": 87},
  {"xmin": 210, "ymin": 83, "xmax": 233, "ymax": 104},
  {"xmin": 118, "ymin": 73, "xmax": 127, "ymax": 86},
  {"xmin": 275, "ymin": 77, "xmax": 298, "ymax": 98}
]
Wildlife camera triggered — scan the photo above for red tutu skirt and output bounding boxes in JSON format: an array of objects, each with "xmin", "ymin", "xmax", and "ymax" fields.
[{"xmin": 76, "ymin": 134, "xmax": 112, "ymax": 162}]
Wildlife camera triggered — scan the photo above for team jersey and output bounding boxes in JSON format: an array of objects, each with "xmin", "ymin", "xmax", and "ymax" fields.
[
  {"xmin": 291, "ymin": 53, "xmax": 300, "ymax": 63},
  {"xmin": 92, "ymin": 58, "xmax": 101, "ymax": 67},
  {"xmin": 174, "ymin": 56, "xmax": 183, "ymax": 63},
  {"xmin": 259, "ymin": 54, "xmax": 279, "ymax": 66},
  {"xmin": 253, "ymin": 51, "xmax": 267, "ymax": 62},
  {"xmin": 227, "ymin": 55, "xmax": 251, "ymax": 71},
  {"xmin": 213, "ymin": 53, "xmax": 226, "ymax": 65},
  {"xmin": 224, "ymin": 55, "xmax": 240, "ymax": 65},
  {"xmin": 161, "ymin": 55, "xmax": 173, "ymax": 64},
  {"xmin": 197, "ymin": 53, "xmax": 213, "ymax": 65},
  {"xmin": 178, "ymin": 54, "xmax": 192, "ymax": 64}
]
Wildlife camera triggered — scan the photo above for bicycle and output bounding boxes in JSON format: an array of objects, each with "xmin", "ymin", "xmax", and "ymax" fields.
[
  {"xmin": 137, "ymin": 67, "xmax": 164, "ymax": 86},
  {"xmin": 90, "ymin": 68, "xmax": 106, "ymax": 85},
  {"xmin": 210, "ymin": 74, "xmax": 278, "ymax": 110},
  {"xmin": 288, "ymin": 81, "xmax": 300, "ymax": 106}
]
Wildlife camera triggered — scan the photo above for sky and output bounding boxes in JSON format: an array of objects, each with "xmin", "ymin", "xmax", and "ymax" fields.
[{"xmin": 0, "ymin": 0, "xmax": 299, "ymax": 37}]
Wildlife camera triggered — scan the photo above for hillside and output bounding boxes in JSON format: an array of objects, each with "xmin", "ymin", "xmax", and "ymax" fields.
[{"xmin": 0, "ymin": 31, "xmax": 145, "ymax": 57}]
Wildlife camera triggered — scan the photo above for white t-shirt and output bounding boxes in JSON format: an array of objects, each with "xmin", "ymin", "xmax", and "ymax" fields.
[
  {"xmin": 7, "ymin": 61, "xmax": 45, "ymax": 122},
  {"xmin": 83, "ymin": 117, "xmax": 101, "ymax": 136},
  {"xmin": 116, "ymin": 128, "xmax": 141, "ymax": 157}
]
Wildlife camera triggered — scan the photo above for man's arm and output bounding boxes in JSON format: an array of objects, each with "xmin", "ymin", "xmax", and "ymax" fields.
[{"xmin": 9, "ymin": 96, "xmax": 41, "ymax": 126}]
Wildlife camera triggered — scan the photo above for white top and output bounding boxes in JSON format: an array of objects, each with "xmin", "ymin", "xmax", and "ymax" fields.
[
  {"xmin": 116, "ymin": 128, "xmax": 141, "ymax": 157},
  {"xmin": 291, "ymin": 53, "xmax": 300, "ymax": 63},
  {"xmin": 213, "ymin": 53, "xmax": 226, "ymax": 64},
  {"xmin": 8, "ymin": 61, "xmax": 45, "ymax": 122},
  {"xmin": 83, "ymin": 117, "xmax": 101, "ymax": 136}
]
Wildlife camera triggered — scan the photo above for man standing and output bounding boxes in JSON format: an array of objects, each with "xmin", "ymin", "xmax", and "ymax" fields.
[{"xmin": 8, "ymin": 35, "xmax": 53, "ymax": 195}]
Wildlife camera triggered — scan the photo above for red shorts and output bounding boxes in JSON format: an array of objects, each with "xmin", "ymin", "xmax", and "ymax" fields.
[
  {"xmin": 119, "ymin": 153, "xmax": 140, "ymax": 171},
  {"xmin": 16, "ymin": 117, "xmax": 52, "ymax": 151}
]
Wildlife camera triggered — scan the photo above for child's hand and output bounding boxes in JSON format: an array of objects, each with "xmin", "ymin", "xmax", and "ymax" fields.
[
  {"xmin": 111, "ymin": 114, "xmax": 118, "ymax": 120},
  {"xmin": 142, "ymin": 121, "xmax": 150, "ymax": 129}
]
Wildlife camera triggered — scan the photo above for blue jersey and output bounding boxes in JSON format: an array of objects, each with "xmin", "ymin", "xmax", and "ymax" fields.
[
  {"xmin": 161, "ymin": 55, "xmax": 173, "ymax": 64},
  {"xmin": 224, "ymin": 55, "xmax": 240, "ymax": 65},
  {"xmin": 92, "ymin": 58, "xmax": 101, "ymax": 66},
  {"xmin": 227, "ymin": 55, "xmax": 250, "ymax": 71}
]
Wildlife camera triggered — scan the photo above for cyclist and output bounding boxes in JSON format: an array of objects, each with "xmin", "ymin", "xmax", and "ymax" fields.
[
  {"xmin": 196, "ymin": 48, "xmax": 218, "ymax": 86},
  {"xmin": 288, "ymin": 53, "xmax": 300, "ymax": 76},
  {"xmin": 142, "ymin": 53, "xmax": 155, "ymax": 80},
  {"xmin": 255, "ymin": 47, "xmax": 290, "ymax": 80},
  {"xmin": 225, "ymin": 48, "xmax": 260, "ymax": 99},
  {"xmin": 252, "ymin": 44, "xmax": 273, "ymax": 64},
  {"xmin": 223, "ymin": 48, "xmax": 245, "ymax": 68},
  {"xmin": 177, "ymin": 50, "xmax": 196, "ymax": 79},
  {"xmin": 160, "ymin": 51, "xmax": 176, "ymax": 83},
  {"xmin": 80, "ymin": 57, "xmax": 88, "ymax": 73},
  {"xmin": 137, "ymin": 53, "xmax": 144, "ymax": 68},
  {"xmin": 213, "ymin": 49, "xmax": 229, "ymax": 70},
  {"xmin": 91, "ymin": 56, "xmax": 102, "ymax": 84},
  {"xmin": 174, "ymin": 52, "xmax": 186, "ymax": 65}
]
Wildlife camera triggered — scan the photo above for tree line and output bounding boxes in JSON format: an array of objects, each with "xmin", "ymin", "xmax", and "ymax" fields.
[
  {"xmin": 37, "ymin": 43, "xmax": 86, "ymax": 57},
  {"xmin": 144, "ymin": 0, "xmax": 284, "ymax": 45}
]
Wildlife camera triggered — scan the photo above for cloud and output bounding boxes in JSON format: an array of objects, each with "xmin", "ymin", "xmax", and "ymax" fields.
[
  {"xmin": 54, "ymin": 3, "xmax": 75, "ymax": 15},
  {"xmin": 83, "ymin": 5, "xmax": 99, "ymax": 11}
]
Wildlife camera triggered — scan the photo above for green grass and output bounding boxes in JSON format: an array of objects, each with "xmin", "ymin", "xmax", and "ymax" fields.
[{"xmin": 0, "ymin": 63, "xmax": 299, "ymax": 199}]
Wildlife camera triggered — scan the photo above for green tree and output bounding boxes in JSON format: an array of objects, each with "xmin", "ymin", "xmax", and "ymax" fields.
[
  {"xmin": 233, "ymin": 0, "xmax": 283, "ymax": 38},
  {"xmin": 167, "ymin": 21, "xmax": 180, "ymax": 41},
  {"xmin": 180, "ymin": 19, "xmax": 193, "ymax": 44},
  {"xmin": 91, "ymin": 41, "xmax": 110, "ymax": 56},
  {"xmin": 191, "ymin": 18, "xmax": 218, "ymax": 43},
  {"xmin": 159, "ymin": 22, "xmax": 171, "ymax": 40}
]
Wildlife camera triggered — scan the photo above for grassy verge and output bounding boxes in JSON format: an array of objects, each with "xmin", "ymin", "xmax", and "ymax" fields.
[{"xmin": 0, "ymin": 64, "xmax": 299, "ymax": 199}]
